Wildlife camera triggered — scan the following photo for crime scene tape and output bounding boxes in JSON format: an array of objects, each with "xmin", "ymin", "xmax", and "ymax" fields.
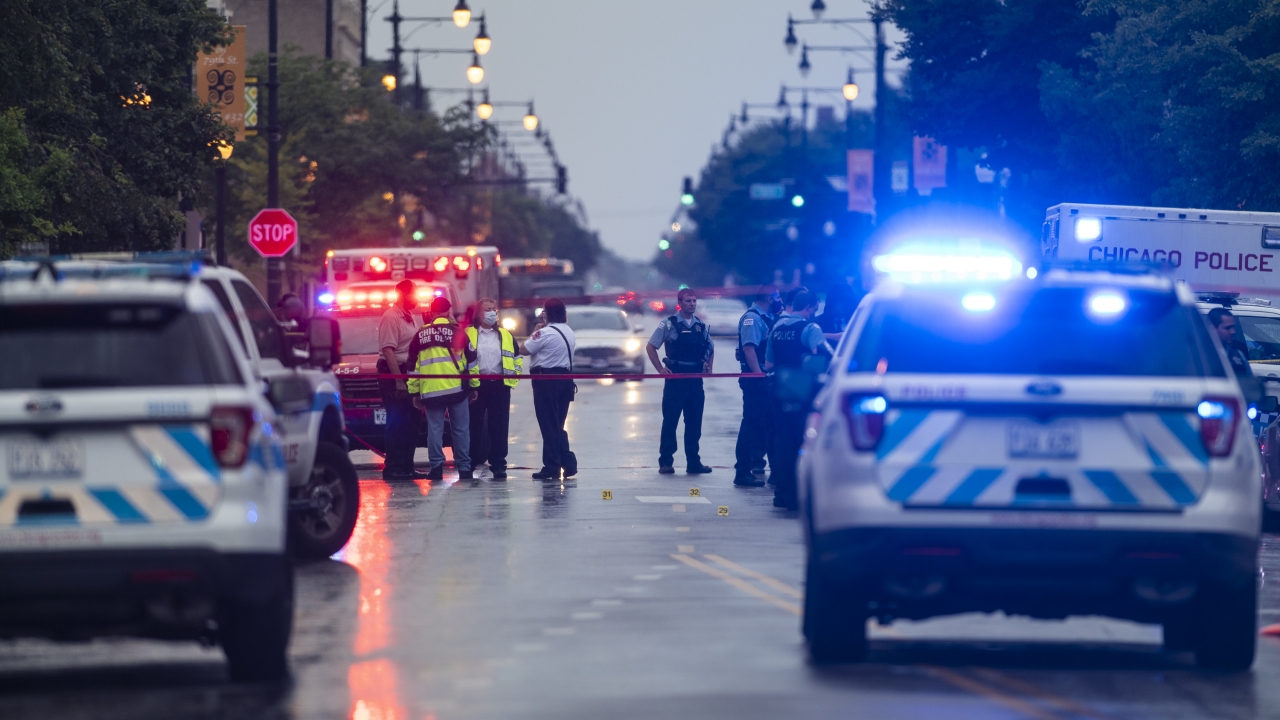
[{"xmin": 358, "ymin": 371, "xmax": 768, "ymax": 381}]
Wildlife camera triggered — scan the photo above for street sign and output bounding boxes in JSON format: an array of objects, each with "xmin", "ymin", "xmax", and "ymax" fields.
[
  {"xmin": 248, "ymin": 208, "xmax": 298, "ymax": 257},
  {"xmin": 750, "ymin": 183, "xmax": 786, "ymax": 200}
]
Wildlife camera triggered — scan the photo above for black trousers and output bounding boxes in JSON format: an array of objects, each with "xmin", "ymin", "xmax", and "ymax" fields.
[
  {"xmin": 659, "ymin": 378, "xmax": 704, "ymax": 467},
  {"xmin": 771, "ymin": 402, "xmax": 807, "ymax": 502},
  {"xmin": 532, "ymin": 368, "xmax": 577, "ymax": 474},
  {"xmin": 469, "ymin": 380, "xmax": 511, "ymax": 473},
  {"xmin": 378, "ymin": 359, "xmax": 419, "ymax": 477},
  {"xmin": 734, "ymin": 377, "xmax": 771, "ymax": 476}
]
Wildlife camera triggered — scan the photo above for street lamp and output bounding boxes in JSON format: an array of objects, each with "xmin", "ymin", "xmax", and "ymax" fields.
[
  {"xmin": 784, "ymin": 15, "xmax": 798, "ymax": 54},
  {"xmin": 523, "ymin": 102, "xmax": 539, "ymax": 131},
  {"xmin": 843, "ymin": 67, "xmax": 859, "ymax": 100},
  {"xmin": 473, "ymin": 14, "xmax": 490, "ymax": 54},
  {"xmin": 213, "ymin": 141, "xmax": 233, "ymax": 267},
  {"xmin": 452, "ymin": 0, "xmax": 471, "ymax": 28},
  {"xmin": 799, "ymin": 45, "xmax": 811, "ymax": 76},
  {"xmin": 466, "ymin": 53, "xmax": 484, "ymax": 84},
  {"xmin": 477, "ymin": 89, "xmax": 493, "ymax": 119},
  {"xmin": 810, "ymin": 0, "xmax": 826, "ymax": 19},
  {"xmin": 382, "ymin": 73, "xmax": 397, "ymax": 91}
]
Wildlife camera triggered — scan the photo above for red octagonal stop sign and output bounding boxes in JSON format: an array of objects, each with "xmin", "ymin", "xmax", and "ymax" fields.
[{"xmin": 247, "ymin": 208, "xmax": 298, "ymax": 258}]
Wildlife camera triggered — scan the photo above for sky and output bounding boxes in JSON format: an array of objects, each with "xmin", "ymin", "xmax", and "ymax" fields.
[{"xmin": 367, "ymin": 0, "xmax": 906, "ymax": 261}]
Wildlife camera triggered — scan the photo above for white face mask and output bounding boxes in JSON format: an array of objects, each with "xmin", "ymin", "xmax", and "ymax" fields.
[{"xmin": 483, "ymin": 310, "xmax": 498, "ymax": 326}]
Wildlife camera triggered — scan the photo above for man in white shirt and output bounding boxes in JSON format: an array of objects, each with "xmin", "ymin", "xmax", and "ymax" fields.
[
  {"xmin": 377, "ymin": 279, "xmax": 423, "ymax": 481},
  {"xmin": 465, "ymin": 298, "xmax": 522, "ymax": 480},
  {"xmin": 521, "ymin": 298, "xmax": 577, "ymax": 480}
]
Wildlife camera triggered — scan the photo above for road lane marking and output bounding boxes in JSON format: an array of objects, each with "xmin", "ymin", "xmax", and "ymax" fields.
[
  {"xmin": 703, "ymin": 555, "xmax": 803, "ymax": 599},
  {"xmin": 591, "ymin": 599, "xmax": 623, "ymax": 607},
  {"xmin": 924, "ymin": 666, "xmax": 1066, "ymax": 720},
  {"xmin": 572, "ymin": 612, "xmax": 604, "ymax": 620},
  {"xmin": 542, "ymin": 627, "xmax": 575, "ymax": 636},
  {"xmin": 675, "ymin": 527, "xmax": 690, "ymax": 532},
  {"xmin": 673, "ymin": 504, "xmax": 686, "ymax": 512},
  {"xmin": 973, "ymin": 668, "xmax": 1118, "ymax": 720},
  {"xmin": 670, "ymin": 554, "xmax": 802, "ymax": 615},
  {"xmin": 638, "ymin": 496, "xmax": 711, "ymax": 504},
  {"xmin": 677, "ymin": 545, "xmax": 694, "ymax": 553},
  {"xmin": 633, "ymin": 574, "xmax": 662, "ymax": 580}
]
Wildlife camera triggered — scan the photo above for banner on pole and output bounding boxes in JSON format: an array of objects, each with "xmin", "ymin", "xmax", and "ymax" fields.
[
  {"xmin": 199, "ymin": 26, "xmax": 248, "ymax": 142},
  {"xmin": 913, "ymin": 136, "xmax": 947, "ymax": 196},
  {"xmin": 846, "ymin": 149, "xmax": 874, "ymax": 215}
]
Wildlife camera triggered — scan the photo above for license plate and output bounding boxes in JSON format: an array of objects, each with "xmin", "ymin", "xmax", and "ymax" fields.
[
  {"xmin": 1007, "ymin": 421, "xmax": 1080, "ymax": 459},
  {"xmin": 374, "ymin": 409, "xmax": 387, "ymax": 425},
  {"xmin": 8, "ymin": 439, "xmax": 85, "ymax": 479},
  {"xmin": 592, "ymin": 358, "xmax": 609, "ymax": 368}
]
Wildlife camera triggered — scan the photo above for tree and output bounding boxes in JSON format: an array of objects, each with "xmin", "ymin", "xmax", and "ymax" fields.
[{"xmin": 0, "ymin": 0, "xmax": 228, "ymax": 255}]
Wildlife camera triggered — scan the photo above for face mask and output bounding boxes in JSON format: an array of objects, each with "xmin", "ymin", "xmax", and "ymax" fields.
[
  {"xmin": 769, "ymin": 298, "xmax": 783, "ymax": 315},
  {"xmin": 484, "ymin": 310, "xmax": 498, "ymax": 326}
]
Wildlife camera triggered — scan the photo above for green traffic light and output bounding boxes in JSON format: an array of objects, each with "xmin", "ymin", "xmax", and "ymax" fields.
[
  {"xmin": 658, "ymin": 239, "xmax": 670, "ymax": 250},
  {"xmin": 412, "ymin": 230, "xmax": 425, "ymax": 241},
  {"xmin": 791, "ymin": 195, "xmax": 805, "ymax": 208},
  {"xmin": 681, "ymin": 193, "xmax": 694, "ymax": 206}
]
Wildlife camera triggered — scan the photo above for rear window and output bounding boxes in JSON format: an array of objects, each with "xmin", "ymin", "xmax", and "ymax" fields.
[
  {"xmin": 0, "ymin": 304, "xmax": 243, "ymax": 389},
  {"xmin": 851, "ymin": 287, "xmax": 1224, "ymax": 377}
]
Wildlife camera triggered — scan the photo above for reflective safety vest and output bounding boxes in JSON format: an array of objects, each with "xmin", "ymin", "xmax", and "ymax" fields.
[
  {"xmin": 406, "ymin": 317, "xmax": 468, "ymax": 401},
  {"xmin": 464, "ymin": 326, "xmax": 523, "ymax": 388}
]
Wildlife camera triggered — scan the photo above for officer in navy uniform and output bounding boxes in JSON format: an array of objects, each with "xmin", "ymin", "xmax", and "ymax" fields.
[
  {"xmin": 766, "ymin": 290, "xmax": 827, "ymax": 510},
  {"xmin": 733, "ymin": 287, "xmax": 779, "ymax": 486},
  {"xmin": 646, "ymin": 287, "xmax": 715, "ymax": 475}
]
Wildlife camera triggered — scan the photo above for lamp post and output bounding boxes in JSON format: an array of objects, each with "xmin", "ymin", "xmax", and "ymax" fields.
[
  {"xmin": 387, "ymin": 5, "xmax": 486, "ymax": 106},
  {"xmin": 266, "ymin": 0, "xmax": 282, "ymax": 305},
  {"xmin": 214, "ymin": 141, "xmax": 233, "ymax": 267}
]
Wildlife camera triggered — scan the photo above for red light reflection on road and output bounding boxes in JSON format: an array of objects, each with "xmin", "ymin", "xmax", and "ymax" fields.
[{"xmin": 344, "ymin": 480, "xmax": 404, "ymax": 720}]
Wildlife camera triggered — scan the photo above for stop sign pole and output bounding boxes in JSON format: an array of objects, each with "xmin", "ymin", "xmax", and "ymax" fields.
[{"xmin": 265, "ymin": 0, "xmax": 282, "ymax": 306}]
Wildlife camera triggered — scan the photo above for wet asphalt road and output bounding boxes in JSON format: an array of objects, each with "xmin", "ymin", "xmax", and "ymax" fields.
[{"xmin": 5, "ymin": 338, "xmax": 1280, "ymax": 719}]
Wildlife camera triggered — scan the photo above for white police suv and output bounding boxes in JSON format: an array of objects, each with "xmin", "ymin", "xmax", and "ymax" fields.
[
  {"xmin": 799, "ymin": 255, "xmax": 1261, "ymax": 669},
  {"xmin": 0, "ymin": 261, "xmax": 293, "ymax": 681}
]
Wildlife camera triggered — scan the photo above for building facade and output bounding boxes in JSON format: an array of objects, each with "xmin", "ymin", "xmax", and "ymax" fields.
[{"xmin": 217, "ymin": 0, "xmax": 363, "ymax": 67}]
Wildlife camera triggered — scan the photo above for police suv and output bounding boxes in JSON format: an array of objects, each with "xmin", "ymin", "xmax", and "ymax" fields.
[
  {"xmin": 799, "ymin": 253, "xmax": 1262, "ymax": 669},
  {"xmin": 0, "ymin": 261, "xmax": 297, "ymax": 681}
]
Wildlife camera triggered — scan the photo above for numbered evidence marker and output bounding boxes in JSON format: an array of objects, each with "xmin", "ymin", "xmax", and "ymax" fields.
[
  {"xmin": 717, "ymin": 506, "xmax": 730, "ymax": 517},
  {"xmin": 602, "ymin": 490, "xmax": 613, "ymax": 500},
  {"xmin": 689, "ymin": 488, "xmax": 701, "ymax": 497}
]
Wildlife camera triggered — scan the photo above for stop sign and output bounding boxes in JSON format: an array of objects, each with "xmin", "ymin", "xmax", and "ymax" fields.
[{"xmin": 247, "ymin": 208, "xmax": 298, "ymax": 258}]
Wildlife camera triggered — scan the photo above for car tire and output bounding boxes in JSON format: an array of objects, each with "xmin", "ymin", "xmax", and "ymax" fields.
[
  {"xmin": 221, "ymin": 562, "xmax": 293, "ymax": 683},
  {"xmin": 804, "ymin": 556, "xmax": 868, "ymax": 664},
  {"xmin": 1193, "ymin": 576, "xmax": 1257, "ymax": 670},
  {"xmin": 289, "ymin": 441, "xmax": 360, "ymax": 560}
]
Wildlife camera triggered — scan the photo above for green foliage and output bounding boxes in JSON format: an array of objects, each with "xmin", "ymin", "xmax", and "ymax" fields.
[
  {"xmin": 487, "ymin": 190, "xmax": 602, "ymax": 272},
  {"xmin": 0, "ymin": 0, "xmax": 229, "ymax": 253},
  {"xmin": 887, "ymin": 0, "xmax": 1280, "ymax": 226},
  {"xmin": 673, "ymin": 114, "xmax": 874, "ymax": 287}
]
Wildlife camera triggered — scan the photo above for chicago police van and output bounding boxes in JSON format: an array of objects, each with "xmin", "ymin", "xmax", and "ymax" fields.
[
  {"xmin": 801, "ymin": 245, "xmax": 1261, "ymax": 670},
  {"xmin": 0, "ymin": 261, "xmax": 295, "ymax": 680}
]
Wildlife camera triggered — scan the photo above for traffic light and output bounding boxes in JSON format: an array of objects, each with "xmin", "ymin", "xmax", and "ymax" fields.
[
  {"xmin": 556, "ymin": 165, "xmax": 568, "ymax": 194},
  {"xmin": 412, "ymin": 230, "xmax": 425, "ymax": 242},
  {"xmin": 681, "ymin": 177, "xmax": 695, "ymax": 206}
]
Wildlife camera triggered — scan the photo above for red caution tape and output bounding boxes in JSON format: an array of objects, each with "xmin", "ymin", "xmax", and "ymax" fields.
[
  {"xmin": 345, "ymin": 371, "xmax": 768, "ymax": 381},
  {"xmin": 1260, "ymin": 623, "xmax": 1280, "ymax": 636}
]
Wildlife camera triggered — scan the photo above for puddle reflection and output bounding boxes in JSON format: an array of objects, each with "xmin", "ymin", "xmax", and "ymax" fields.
[{"xmin": 343, "ymin": 480, "xmax": 405, "ymax": 720}]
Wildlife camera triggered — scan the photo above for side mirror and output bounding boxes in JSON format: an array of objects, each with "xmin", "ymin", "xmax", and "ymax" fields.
[
  {"xmin": 268, "ymin": 375, "xmax": 313, "ymax": 415},
  {"xmin": 308, "ymin": 317, "xmax": 341, "ymax": 369}
]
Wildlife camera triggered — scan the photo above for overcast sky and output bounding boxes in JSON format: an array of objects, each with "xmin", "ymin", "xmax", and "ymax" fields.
[{"xmin": 367, "ymin": 0, "xmax": 904, "ymax": 261}]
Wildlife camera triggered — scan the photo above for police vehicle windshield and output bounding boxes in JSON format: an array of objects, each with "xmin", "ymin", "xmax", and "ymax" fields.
[
  {"xmin": 851, "ymin": 286, "xmax": 1225, "ymax": 377},
  {"xmin": 566, "ymin": 308, "xmax": 629, "ymax": 331},
  {"xmin": 1, "ymin": 303, "xmax": 243, "ymax": 389}
]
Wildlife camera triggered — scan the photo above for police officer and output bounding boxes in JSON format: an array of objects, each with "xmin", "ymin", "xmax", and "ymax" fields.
[
  {"xmin": 377, "ymin": 279, "xmax": 424, "ymax": 481},
  {"xmin": 466, "ymin": 298, "xmax": 522, "ymax": 480},
  {"xmin": 733, "ymin": 288, "xmax": 779, "ymax": 487},
  {"xmin": 1208, "ymin": 308, "xmax": 1254, "ymax": 379},
  {"xmin": 766, "ymin": 290, "xmax": 826, "ymax": 510},
  {"xmin": 522, "ymin": 298, "xmax": 578, "ymax": 480},
  {"xmin": 646, "ymin": 288, "xmax": 714, "ymax": 475},
  {"xmin": 407, "ymin": 296, "xmax": 476, "ymax": 481}
]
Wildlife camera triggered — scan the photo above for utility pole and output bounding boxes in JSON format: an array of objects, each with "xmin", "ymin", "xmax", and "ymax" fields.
[
  {"xmin": 325, "ymin": 0, "xmax": 334, "ymax": 59},
  {"xmin": 389, "ymin": 0, "xmax": 403, "ymax": 107},
  {"xmin": 266, "ymin": 0, "xmax": 282, "ymax": 305},
  {"xmin": 872, "ymin": 5, "xmax": 888, "ymax": 223},
  {"xmin": 360, "ymin": 0, "xmax": 368, "ymax": 66}
]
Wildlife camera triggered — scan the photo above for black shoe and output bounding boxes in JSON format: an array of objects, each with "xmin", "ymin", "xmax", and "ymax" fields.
[
  {"xmin": 687, "ymin": 464, "xmax": 714, "ymax": 474},
  {"xmin": 382, "ymin": 471, "xmax": 412, "ymax": 482},
  {"xmin": 409, "ymin": 469, "xmax": 428, "ymax": 480},
  {"xmin": 532, "ymin": 468, "xmax": 558, "ymax": 480},
  {"xmin": 658, "ymin": 466, "xmax": 675, "ymax": 475},
  {"xmin": 734, "ymin": 474, "xmax": 765, "ymax": 487},
  {"xmin": 563, "ymin": 469, "xmax": 578, "ymax": 478},
  {"xmin": 425, "ymin": 466, "xmax": 444, "ymax": 481},
  {"xmin": 773, "ymin": 494, "xmax": 799, "ymax": 511},
  {"xmin": 459, "ymin": 470, "xmax": 474, "ymax": 480},
  {"xmin": 492, "ymin": 472, "xmax": 508, "ymax": 481}
]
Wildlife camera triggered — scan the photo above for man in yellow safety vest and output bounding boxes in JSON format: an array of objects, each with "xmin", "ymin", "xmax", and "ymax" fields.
[
  {"xmin": 464, "ymin": 298, "xmax": 522, "ymax": 480},
  {"xmin": 408, "ymin": 296, "xmax": 477, "ymax": 481}
]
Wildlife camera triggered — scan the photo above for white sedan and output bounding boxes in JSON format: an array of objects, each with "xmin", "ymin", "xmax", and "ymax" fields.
[
  {"xmin": 566, "ymin": 306, "xmax": 647, "ymax": 375},
  {"xmin": 696, "ymin": 297, "xmax": 748, "ymax": 336}
]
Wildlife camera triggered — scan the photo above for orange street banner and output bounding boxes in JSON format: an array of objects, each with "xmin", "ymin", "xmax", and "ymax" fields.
[
  {"xmin": 200, "ymin": 26, "xmax": 247, "ymax": 141},
  {"xmin": 913, "ymin": 136, "xmax": 947, "ymax": 196},
  {"xmin": 847, "ymin": 149, "xmax": 874, "ymax": 215}
]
